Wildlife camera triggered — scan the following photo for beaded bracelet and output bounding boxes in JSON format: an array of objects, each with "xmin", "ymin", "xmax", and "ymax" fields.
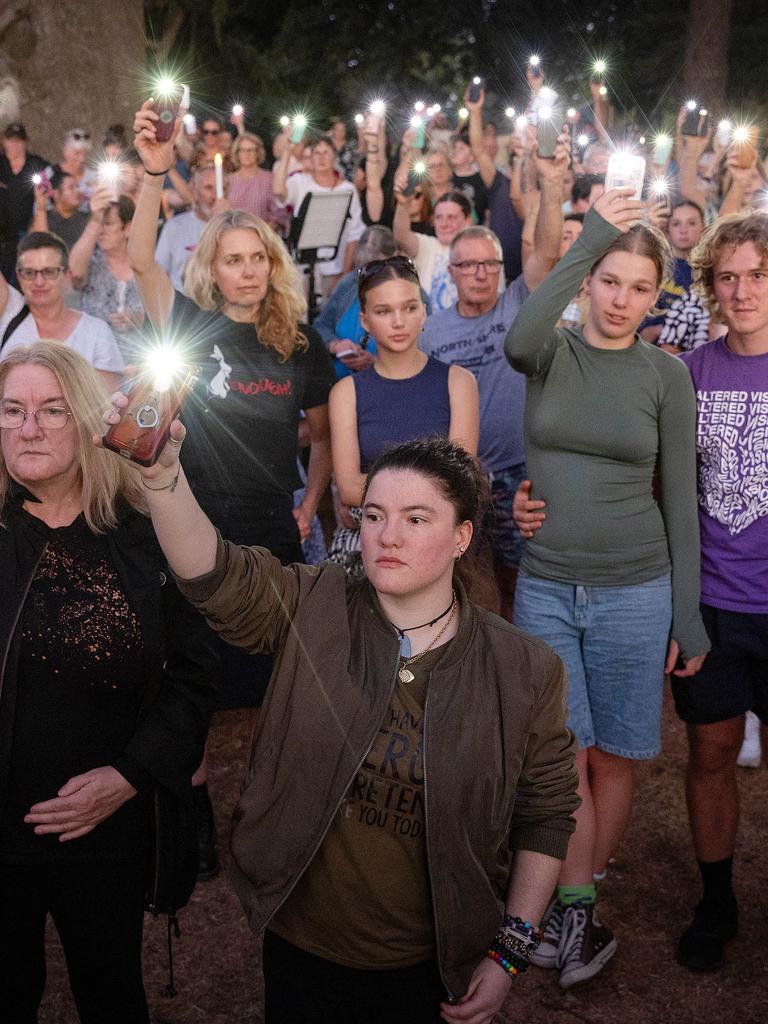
[
  {"xmin": 496, "ymin": 931, "xmax": 534, "ymax": 958},
  {"xmin": 486, "ymin": 945, "xmax": 529, "ymax": 978},
  {"xmin": 503, "ymin": 915, "xmax": 541, "ymax": 940}
]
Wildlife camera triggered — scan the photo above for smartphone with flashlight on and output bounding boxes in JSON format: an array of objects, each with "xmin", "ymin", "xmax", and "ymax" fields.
[
  {"xmin": 153, "ymin": 84, "xmax": 190, "ymax": 143},
  {"xmin": 103, "ymin": 367, "xmax": 197, "ymax": 467},
  {"xmin": 681, "ymin": 104, "xmax": 709, "ymax": 138},
  {"xmin": 402, "ymin": 160, "xmax": 426, "ymax": 197},
  {"xmin": 536, "ymin": 110, "xmax": 559, "ymax": 159},
  {"xmin": 468, "ymin": 76, "xmax": 484, "ymax": 103}
]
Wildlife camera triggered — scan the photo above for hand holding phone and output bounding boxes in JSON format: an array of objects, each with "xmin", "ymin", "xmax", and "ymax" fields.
[
  {"xmin": 103, "ymin": 366, "xmax": 197, "ymax": 467},
  {"xmin": 153, "ymin": 84, "xmax": 190, "ymax": 143}
]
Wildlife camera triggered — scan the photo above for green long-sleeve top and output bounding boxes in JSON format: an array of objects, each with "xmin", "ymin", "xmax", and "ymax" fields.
[{"xmin": 504, "ymin": 208, "xmax": 709, "ymax": 658}]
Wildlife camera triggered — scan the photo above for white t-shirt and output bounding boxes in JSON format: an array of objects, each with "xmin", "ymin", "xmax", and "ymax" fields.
[
  {"xmin": 2, "ymin": 300, "xmax": 125, "ymax": 373},
  {"xmin": 0, "ymin": 284, "xmax": 26, "ymax": 343},
  {"xmin": 155, "ymin": 211, "xmax": 208, "ymax": 293},
  {"xmin": 284, "ymin": 172, "xmax": 365, "ymax": 277}
]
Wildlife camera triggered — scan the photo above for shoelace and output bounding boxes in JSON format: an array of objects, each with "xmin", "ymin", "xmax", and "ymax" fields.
[
  {"xmin": 542, "ymin": 902, "xmax": 565, "ymax": 945},
  {"xmin": 557, "ymin": 904, "xmax": 588, "ymax": 968}
]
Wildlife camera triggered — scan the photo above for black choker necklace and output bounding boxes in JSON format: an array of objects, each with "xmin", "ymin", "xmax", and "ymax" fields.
[{"xmin": 394, "ymin": 592, "xmax": 456, "ymax": 658}]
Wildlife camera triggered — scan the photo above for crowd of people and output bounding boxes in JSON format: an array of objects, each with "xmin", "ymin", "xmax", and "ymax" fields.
[{"xmin": 0, "ymin": 58, "xmax": 766, "ymax": 1024}]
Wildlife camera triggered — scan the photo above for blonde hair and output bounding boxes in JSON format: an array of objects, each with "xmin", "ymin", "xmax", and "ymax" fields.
[
  {"xmin": 231, "ymin": 131, "xmax": 266, "ymax": 169},
  {"xmin": 690, "ymin": 210, "xmax": 768, "ymax": 314},
  {"xmin": 0, "ymin": 343, "xmax": 145, "ymax": 533},
  {"xmin": 183, "ymin": 210, "xmax": 308, "ymax": 362}
]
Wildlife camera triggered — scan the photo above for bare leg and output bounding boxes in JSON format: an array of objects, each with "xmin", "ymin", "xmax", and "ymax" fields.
[
  {"xmin": 589, "ymin": 748, "xmax": 636, "ymax": 875},
  {"xmin": 686, "ymin": 718, "xmax": 743, "ymax": 862},
  {"xmin": 559, "ymin": 749, "xmax": 596, "ymax": 885}
]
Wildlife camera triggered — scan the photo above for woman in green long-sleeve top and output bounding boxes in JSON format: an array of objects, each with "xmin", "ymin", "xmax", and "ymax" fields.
[{"xmin": 504, "ymin": 188, "xmax": 711, "ymax": 989}]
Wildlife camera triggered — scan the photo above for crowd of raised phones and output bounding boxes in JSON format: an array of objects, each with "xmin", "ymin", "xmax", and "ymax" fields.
[{"xmin": 0, "ymin": 60, "xmax": 766, "ymax": 1024}]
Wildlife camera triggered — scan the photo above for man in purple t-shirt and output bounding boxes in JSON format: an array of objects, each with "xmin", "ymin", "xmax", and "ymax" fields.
[{"xmin": 673, "ymin": 211, "xmax": 768, "ymax": 973}]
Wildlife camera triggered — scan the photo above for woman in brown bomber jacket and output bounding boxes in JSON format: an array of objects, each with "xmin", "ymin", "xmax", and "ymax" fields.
[{"xmin": 103, "ymin": 413, "xmax": 579, "ymax": 1024}]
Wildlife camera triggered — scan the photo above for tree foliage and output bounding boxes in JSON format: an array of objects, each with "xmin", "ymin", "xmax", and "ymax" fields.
[{"xmin": 144, "ymin": 0, "xmax": 766, "ymax": 141}]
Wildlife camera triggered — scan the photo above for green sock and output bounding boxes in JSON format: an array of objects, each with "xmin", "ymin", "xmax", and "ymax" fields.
[{"xmin": 557, "ymin": 883, "xmax": 596, "ymax": 906}]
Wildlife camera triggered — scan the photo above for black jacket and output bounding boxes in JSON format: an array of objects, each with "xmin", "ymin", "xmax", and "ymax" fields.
[{"xmin": 0, "ymin": 493, "xmax": 219, "ymax": 906}]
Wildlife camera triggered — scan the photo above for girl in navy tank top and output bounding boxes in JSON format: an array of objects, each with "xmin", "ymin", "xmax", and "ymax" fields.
[{"xmin": 328, "ymin": 255, "xmax": 478, "ymax": 576}]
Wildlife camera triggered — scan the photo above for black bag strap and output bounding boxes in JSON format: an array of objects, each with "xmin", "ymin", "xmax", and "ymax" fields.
[{"xmin": 1, "ymin": 304, "xmax": 30, "ymax": 350}]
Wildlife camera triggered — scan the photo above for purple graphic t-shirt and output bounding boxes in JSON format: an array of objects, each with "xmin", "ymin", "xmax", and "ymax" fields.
[{"xmin": 681, "ymin": 338, "xmax": 768, "ymax": 613}]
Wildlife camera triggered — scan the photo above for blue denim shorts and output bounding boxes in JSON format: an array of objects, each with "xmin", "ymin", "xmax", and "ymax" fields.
[
  {"xmin": 485, "ymin": 463, "xmax": 527, "ymax": 569},
  {"xmin": 514, "ymin": 571, "xmax": 672, "ymax": 759}
]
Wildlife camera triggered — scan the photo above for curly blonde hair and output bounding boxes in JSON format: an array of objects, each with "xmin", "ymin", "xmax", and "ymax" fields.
[
  {"xmin": 690, "ymin": 210, "xmax": 768, "ymax": 315},
  {"xmin": 184, "ymin": 210, "xmax": 308, "ymax": 362},
  {"xmin": 0, "ymin": 343, "xmax": 145, "ymax": 533}
]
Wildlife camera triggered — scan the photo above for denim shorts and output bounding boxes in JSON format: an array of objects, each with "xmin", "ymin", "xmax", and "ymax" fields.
[
  {"xmin": 514, "ymin": 571, "xmax": 672, "ymax": 759},
  {"xmin": 485, "ymin": 463, "xmax": 526, "ymax": 569}
]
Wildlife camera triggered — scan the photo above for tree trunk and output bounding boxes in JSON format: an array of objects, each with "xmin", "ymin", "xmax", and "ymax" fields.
[
  {"xmin": 0, "ymin": 0, "xmax": 146, "ymax": 163},
  {"xmin": 681, "ymin": 0, "xmax": 734, "ymax": 112}
]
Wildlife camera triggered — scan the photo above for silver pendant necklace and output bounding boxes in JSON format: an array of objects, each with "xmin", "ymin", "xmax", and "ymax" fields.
[{"xmin": 397, "ymin": 596, "xmax": 457, "ymax": 683}]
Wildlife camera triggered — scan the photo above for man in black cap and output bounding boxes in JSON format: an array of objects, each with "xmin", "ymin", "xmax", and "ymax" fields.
[{"xmin": 0, "ymin": 123, "xmax": 48, "ymax": 280}]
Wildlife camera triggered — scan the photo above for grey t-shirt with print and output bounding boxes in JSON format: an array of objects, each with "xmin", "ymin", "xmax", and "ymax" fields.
[{"xmin": 419, "ymin": 275, "xmax": 529, "ymax": 472}]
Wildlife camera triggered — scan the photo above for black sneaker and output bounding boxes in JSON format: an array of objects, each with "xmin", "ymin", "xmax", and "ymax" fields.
[
  {"xmin": 676, "ymin": 896, "xmax": 738, "ymax": 972},
  {"xmin": 558, "ymin": 902, "xmax": 617, "ymax": 989},
  {"xmin": 530, "ymin": 898, "xmax": 565, "ymax": 969}
]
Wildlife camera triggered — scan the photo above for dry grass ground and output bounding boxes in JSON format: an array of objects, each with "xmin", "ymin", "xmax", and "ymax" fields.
[{"xmin": 40, "ymin": 693, "xmax": 768, "ymax": 1024}]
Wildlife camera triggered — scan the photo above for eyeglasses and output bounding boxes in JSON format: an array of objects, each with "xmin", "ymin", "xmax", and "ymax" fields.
[
  {"xmin": 0, "ymin": 404, "xmax": 71, "ymax": 430},
  {"xmin": 70, "ymin": 131, "xmax": 91, "ymax": 141},
  {"xmin": 16, "ymin": 266, "xmax": 66, "ymax": 281},
  {"xmin": 357, "ymin": 254, "xmax": 418, "ymax": 283},
  {"xmin": 202, "ymin": 128, "xmax": 220, "ymax": 136},
  {"xmin": 450, "ymin": 259, "xmax": 503, "ymax": 275}
]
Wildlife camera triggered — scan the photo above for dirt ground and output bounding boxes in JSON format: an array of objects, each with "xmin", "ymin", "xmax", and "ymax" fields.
[{"xmin": 39, "ymin": 694, "xmax": 768, "ymax": 1024}]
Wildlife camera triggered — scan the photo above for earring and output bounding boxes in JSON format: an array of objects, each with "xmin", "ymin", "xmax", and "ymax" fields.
[{"xmin": 458, "ymin": 546, "xmax": 466, "ymax": 557}]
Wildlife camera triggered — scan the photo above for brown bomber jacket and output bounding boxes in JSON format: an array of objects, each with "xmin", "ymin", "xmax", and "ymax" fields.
[{"xmin": 178, "ymin": 536, "xmax": 579, "ymax": 999}]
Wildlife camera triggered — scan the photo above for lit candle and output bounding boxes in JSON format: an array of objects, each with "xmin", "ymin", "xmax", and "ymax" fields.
[
  {"xmin": 214, "ymin": 152, "xmax": 224, "ymax": 199},
  {"xmin": 458, "ymin": 108, "xmax": 469, "ymax": 121},
  {"xmin": 505, "ymin": 107, "xmax": 516, "ymax": 119},
  {"xmin": 232, "ymin": 104, "xmax": 244, "ymax": 117}
]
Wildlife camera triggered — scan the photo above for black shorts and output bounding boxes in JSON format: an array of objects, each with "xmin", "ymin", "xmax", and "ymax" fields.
[{"xmin": 671, "ymin": 604, "xmax": 768, "ymax": 726}]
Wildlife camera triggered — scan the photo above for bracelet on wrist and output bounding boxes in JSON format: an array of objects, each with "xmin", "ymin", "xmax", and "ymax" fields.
[
  {"xmin": 141, "ymin": 469, "xmax": 180, "ymax": 492},
  {"xmin": 144, "ymin": 167, "xmax": 170, "ymax": 177}
]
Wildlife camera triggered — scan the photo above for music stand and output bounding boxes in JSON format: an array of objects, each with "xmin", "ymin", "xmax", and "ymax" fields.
[{"xmin": 288, "ymin": 191, "xmax": 353, "ymax": 321}]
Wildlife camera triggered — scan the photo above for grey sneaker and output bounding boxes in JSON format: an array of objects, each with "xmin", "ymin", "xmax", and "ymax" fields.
[
  {"xmin": 529, "ymin": 899, "xmax": 565, "ymax": 969},
  {"xmin": 558, "ymin": 902, "xmax": 617, "ymax": 988}
]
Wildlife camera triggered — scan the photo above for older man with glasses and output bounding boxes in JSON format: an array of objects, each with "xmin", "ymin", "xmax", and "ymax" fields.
[
  {"xmin": 419, "ymin": 138, "xmax": 567, "ymax": 620},
  {"xmin": 0, "ymin": 232, "xmax": 123, "ymax": 392}
]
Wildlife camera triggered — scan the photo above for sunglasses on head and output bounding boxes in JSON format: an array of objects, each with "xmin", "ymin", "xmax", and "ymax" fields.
[{"xmin": 358, "ymin": 254, "xmax": 418, "ymax": 283}]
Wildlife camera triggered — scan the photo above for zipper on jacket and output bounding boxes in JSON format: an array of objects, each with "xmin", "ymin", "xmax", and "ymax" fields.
[
  {"xmin": 422, "ymin": 680, "xmax": 456, "ymax": 1003},
  {"xmin": 0, "ymin": 542, "xmax": 46, "ymax": 707},
  {"xmin": 262, "ymin": 657, "xmax": 402, "ymax": 929},
  {"xmin": 147, "ymin": 789, "xmax": 162, "ymax": 917}
]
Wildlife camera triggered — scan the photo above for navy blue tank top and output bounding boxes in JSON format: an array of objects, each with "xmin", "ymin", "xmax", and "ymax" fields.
[{"xmin": 353, "ymin": 357, "xmax": 452, "ymax": 471}]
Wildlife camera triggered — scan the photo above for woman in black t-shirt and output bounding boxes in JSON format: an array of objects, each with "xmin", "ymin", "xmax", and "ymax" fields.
[{"xmin": 129, "ymin": 100, "xmax": 336, "ymax": 872}]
